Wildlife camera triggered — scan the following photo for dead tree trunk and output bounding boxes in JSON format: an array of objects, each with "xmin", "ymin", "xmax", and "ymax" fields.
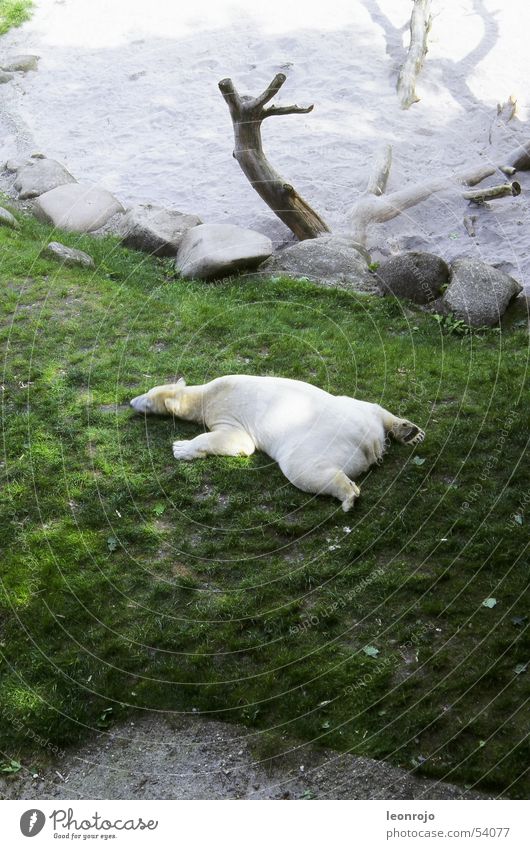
[
  {"xmin": 219, "ymin": 73, "xmax": 528, "ymax": 249},
  {"xmin": 218, "ymin": 74, "xmax": 330, "ymax": 240},
  {"xmin": 397, "ymin": 0, "xmax": 432, "ymax": 109}
]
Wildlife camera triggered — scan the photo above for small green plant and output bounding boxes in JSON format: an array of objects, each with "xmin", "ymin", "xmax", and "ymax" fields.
[
  {"xmin": 0, "ymin": 759, "xmax": 22, "ymax": 774},
  {"xmin": 0, "ymin": 0, "xmax": 34, "ymax": 36},
  {"xmin": 368, "ymin": 261, "xmax": 380, "ymax": 272},
  {"xmin": 431, "ymin": 312, "xmax": 499, "ymax": 337}
]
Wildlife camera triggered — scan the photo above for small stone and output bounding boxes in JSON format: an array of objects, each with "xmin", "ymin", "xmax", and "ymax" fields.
[
  {"xmin": 14, "ymin": 157, "xmax": 77, "ymax": 199},
  {"xmin": 377, "ymin": 252, "xmax": 449, "ymax": 304},
  {"xmin": 176, "ymin": 222, "xmax": 272, "ymax": 280},
  {"xmin": 117, "ymin": 203, "xmax": 202, "ymax": 256},
  {"xmin": 0, "ymin": 206, "xmax": 19, "ymax": 229},
  {"xmin": 1, "ymin": 55, "xmax": 40, "ymax": 73},
  {"xmin": 34, "ymin": 183, "xmax": 124, "ymax": 233},
  {"xmin": 0, "ymin": 70, "xmax": 14, "ymax": 84},
  {"xmin": 45, "ymin": 242, "xmax": 94, "ymax": 268},
  {"xmin": 443, "ymin": 257, "xmax": 523, "ymax": 326}
]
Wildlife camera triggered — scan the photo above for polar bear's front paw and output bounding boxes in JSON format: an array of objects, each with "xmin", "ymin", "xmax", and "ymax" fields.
[{"xmin": 172, "ymin": 440, "xmax": 198, "ymax": 461}]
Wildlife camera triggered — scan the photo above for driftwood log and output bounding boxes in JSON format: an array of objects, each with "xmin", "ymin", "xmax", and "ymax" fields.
[
  {"xmin": 396, "ymin": 0, "xmax": 432, "ymax": 109},
  {"xmin": 463, "ymin": 181, "xmax": 521, "ymax": 203},
  {"xmin": 347, "ymin": 152, "xmax": 497, "ymax": 246},
  {"xmin": 219, "ymin": 73, "xmax": 527, "ymax": 247},
  {"xmin": 218, "ymin": 74, "xmax": 330, "ymax": 240}
]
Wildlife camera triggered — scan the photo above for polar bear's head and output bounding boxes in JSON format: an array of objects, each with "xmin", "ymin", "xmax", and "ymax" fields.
[{"xmin": 130, "ymin": 378, "xmax": 186, "ymax": 415}]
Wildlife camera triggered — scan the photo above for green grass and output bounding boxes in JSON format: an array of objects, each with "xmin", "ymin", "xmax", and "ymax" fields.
[
  {"xmin": 0, "ymin": 0, "xmax": 33, "ymax": 36},
  {"xmin": 0, "ymin": 207, "xmax": 529, "ymax": 798}
]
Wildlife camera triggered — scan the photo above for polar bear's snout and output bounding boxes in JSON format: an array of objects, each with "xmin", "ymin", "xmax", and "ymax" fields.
[{"xmin": 130, "ymin": 393, "xmax": 150, "ymax": 413}]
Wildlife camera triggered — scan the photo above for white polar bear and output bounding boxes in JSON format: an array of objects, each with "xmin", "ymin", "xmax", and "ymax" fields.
[{"xmin": 130, "ymin": 375, "xmax": 424, "ymax": 511}]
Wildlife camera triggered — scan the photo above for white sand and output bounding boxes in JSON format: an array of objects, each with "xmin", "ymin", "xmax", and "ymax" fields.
[{"xmin": 1, "ymin": 0, "xmax": 529, "ymax": 282}]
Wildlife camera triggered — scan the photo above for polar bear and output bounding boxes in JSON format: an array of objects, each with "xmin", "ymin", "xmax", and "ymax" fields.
[{"xmin": 130, "ymin": 375, "xmax": 424, "ymax": 511}]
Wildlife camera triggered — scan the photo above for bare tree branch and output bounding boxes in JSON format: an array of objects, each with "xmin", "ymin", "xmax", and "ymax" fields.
[
  {"xmin": 365, "ymin": 144, "xmax": 393, "ymax": 196},
  {"xmin": 219, "ymin": 73, "xmax": 528, "ymax": 248},
  {"xmin": 218, "ymin": 74, "xmax": 329, "ymax": 240},
  {"xmin": 463, "ymin": 181, "xmax": 521, "ymax": 202},
  {"xmin": 348, "ymin": 150, "xmax": 498, "ymax": 245},
  {"xmin": 397, "ymin": 0, "xmax": 432, "ymax": 109}
]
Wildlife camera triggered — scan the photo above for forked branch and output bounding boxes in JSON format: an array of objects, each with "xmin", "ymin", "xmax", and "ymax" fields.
[{"xmin": 218, "ymin": 74, "xmax": 330, "ymax": 240}]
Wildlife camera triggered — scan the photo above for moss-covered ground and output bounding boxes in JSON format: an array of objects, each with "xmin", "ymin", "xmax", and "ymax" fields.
[{"xmin": 0, "ymin": 207, "xmax": 528, "ymax": 797}]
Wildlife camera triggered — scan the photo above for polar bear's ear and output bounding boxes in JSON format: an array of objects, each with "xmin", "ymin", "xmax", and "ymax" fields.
[
  {"xmin": 164, "ymin": 397, "xmax": 180, "ymax": 415},
  {"xmin": 164, "ymin": 378, "xmax": 186, "ymax": 415}
]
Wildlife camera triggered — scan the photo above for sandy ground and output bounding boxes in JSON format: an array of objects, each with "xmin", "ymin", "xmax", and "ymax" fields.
[
  {"xmin": 0, "ymin": 0, "xmax": 529, "ymax": 282},
  {"xmin": 0, "ymin": 714, "xmax": 489, "ymax": 800}
]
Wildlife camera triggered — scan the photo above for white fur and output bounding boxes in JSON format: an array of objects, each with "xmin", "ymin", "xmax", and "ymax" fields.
[{"xmin": 130, "ymin": 375, "xmax": 424, "ymax": 511}]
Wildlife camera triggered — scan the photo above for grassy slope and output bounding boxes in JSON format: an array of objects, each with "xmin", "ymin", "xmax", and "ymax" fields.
[
  {"xmin": 0, "ymin": 0, "xmax": 33, "ymax": 36},
  {"xmin": 0, "ymin": 209, "xmax": 528, "ymax": 797}
]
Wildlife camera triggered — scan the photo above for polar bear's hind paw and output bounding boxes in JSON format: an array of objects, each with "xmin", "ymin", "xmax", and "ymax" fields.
[
  {"xmin": 403, "ymin": 424, "xmax": 425, "ymax": 445},
  {"xmin": 394, "ymin": 421, "xmax": 425, "ymax": 445},
  {"xmin": 342, "ymin": 481, "xmax": 361, "ymax": 512}
]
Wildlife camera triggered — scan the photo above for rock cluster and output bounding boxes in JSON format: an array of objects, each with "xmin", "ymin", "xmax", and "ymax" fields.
[
  {"xmin": 0, "ymin": 153, "xmax": 524, "ymax": 321},
  {"xmin": 374, "ymin": 250, "xmax": 522, "ymax": 325}
]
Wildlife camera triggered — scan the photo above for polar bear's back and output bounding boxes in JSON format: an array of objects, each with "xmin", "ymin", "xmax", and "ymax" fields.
[{"xmin": 201, "ymin": 375, "xmax": 386, "ymax": 469}]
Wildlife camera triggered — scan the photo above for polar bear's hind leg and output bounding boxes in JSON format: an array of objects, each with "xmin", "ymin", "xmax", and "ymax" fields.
[{"xmin": 281, "ymin": 460, "xmax": 361, "ymax": 511}]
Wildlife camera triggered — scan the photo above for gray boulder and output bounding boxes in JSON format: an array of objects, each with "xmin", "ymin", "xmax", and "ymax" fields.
[
  {"xmin": 0, "ymin": 206, "xmax": 19, "ymax": 229},
  {"xmin": 34, "ymin": 183, "xmax": 124, "ymax": 233},
  {"xmin": 176, "ymin": 223, "xmax": 272, "ymax": 280},
  {"xmin": 259, "ymin": 235, "xmax": 380, "ymax": 294},
  {"xmin": 443, "ymin": 257, "xmax": 522, "ymax": 326},
  {"xmin": 0, "ymin": 71, "xmax": 14, "ymax": 84},
  {"xmin": 117, "ymin": 203, "xmax": 202, "ymax": 256},
  {"xmin": 1, "ymin": 55, "xmax": 40, "ymax": 73},
  {"xmin": 14, "ymin": 156, "xmax": 77, "ymax": 199},
  {"xmin": 377, "ymin": 252, "xmax": 449, "ymax": 304},
  {"xmin": 45, "ymin": 242, "xmax": 94, "ymax": 268}
]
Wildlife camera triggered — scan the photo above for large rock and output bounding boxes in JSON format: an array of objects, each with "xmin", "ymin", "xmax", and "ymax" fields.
[
  {"xmin": 377, "ymin": 252, "xmax": 449, "ymax": 304},
  {"xmin": 1, "ymin": 55, "xmax": 39, "ymax": 73},
  {"xmin": 442, "ymin": 257, "xmax": 522, "ymax": 326},
  {"xmin": 34, "ymin": 183, "xmax": 124, "ymax": 233},
  {"xmin": 259, "ymin": 235, "xmax": 380, "ymax": 294},
  {"xmin": 176, "ymin": 223, "xmax": 272, "ymax": 280},
  {"xmin": 45, "ymin": 242, "xmax": 94, "ymax": 268},
  {"xmin": 117, "ymin": 203, "xmax": 202, "ymax": 256},
  {"xmin": 14, "ymin": 156, "xmax": 76, "ymax": 199},
  {"xmin": 0, "ymin": 206, "xmax": 19, "ymax": 229},
  {"xmin": 0, "ymin": 71, "xmax": 14, "ymax": 84}
]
